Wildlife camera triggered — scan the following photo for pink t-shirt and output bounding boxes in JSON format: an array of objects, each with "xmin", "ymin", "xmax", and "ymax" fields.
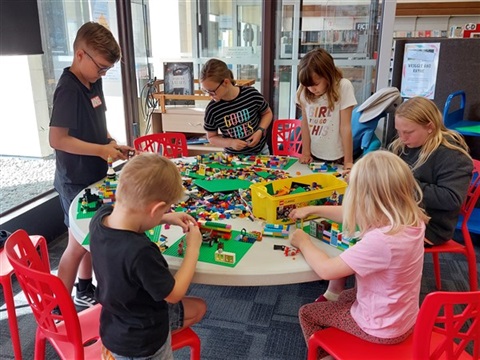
[{"xmin": 339, "ymin": 224, "xmax": 425, "ymax": 338}]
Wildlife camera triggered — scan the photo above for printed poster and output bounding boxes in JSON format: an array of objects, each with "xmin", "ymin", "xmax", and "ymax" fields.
[
  {"xmin": 400, "ymin": 43, "xmax": 440, "ymax": 99},
  {"xmin": 163, "ymin": 62, "xmax": 194, "ymax": 105}
]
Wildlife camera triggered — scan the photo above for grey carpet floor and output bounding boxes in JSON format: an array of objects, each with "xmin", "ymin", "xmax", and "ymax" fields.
[{"xmin": 1, "ymin": 231, "xmax": 479, "ymax": 359}]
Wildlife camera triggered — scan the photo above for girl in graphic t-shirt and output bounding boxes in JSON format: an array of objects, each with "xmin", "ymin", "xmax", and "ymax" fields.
[
  {"xmin": 296, "ymin": 48, "xmax": 357, "ymax": 172},
  {"xmin": 200, "ymin": 59, "xmax": 273, "ymax": 156},
  {"xmin": 289, "ymin": 151, "xmax": 429, "ymax": 358}
]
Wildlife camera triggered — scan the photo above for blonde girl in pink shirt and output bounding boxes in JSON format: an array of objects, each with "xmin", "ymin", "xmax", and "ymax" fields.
[{"xmin": 289, "ymin": 150, "xmax": 429, "ymax": 359}]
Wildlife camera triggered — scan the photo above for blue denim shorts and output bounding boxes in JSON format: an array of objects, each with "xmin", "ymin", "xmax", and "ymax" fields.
[
  {"xmin": 168, "ymin": 301, "xmax": 184, "ymax": 330},
  {"xmin": 102, "ymin": 302, "xmax": 184, "ymax": 360},
  {"xmin": 105, "ymin": 332, "xmax": 173, "ymax": 360},
  {"xmin": 57, "ymin": 185, "xmax": 85, "ymax": 227}
]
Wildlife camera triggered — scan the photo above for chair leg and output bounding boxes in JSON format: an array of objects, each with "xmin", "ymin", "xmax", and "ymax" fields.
[
  {"xmin": 431, "ymin": 253, "xmax": 442, "ymax": 290},
  {"xmin": 307, "ymin": 336, "xmax": 319, "ymax": 360},
  {"xmin": 34, "ymin": 330, "xmax": 46, "ymax": 360},
  {"xmin": 189, "ymin": 334, "xmax": 201, "ymax": 360},
  {"xmin": 1, "ymin": 276, "xmax": 23, "ymax": 360},
  {"xmin": 466, "ymin": 253, "xmax": 479, "ymax": 291},
  {"xmin": 172, "ymin": 327, "xmax": 201, "ymax": 360}
]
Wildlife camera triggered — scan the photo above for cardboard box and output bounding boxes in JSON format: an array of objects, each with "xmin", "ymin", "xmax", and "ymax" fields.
[{"xmin": 250, "ymin": 174, "xmax": 347, "ymax": 224}]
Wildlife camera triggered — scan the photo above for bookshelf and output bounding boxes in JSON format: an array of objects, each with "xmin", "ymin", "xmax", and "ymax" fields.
[{"xmin": 152, "ymin": 79, "xmax": 255, "ymax": 113}]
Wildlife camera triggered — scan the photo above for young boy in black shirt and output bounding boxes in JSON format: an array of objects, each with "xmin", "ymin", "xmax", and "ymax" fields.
[
  {"xmin": 49, "ymin": 21, "xmax": 133, "ymax": 307},
  {"xmin": 90, "ymin": 153, "xmax": 206, "ymax": 359}
]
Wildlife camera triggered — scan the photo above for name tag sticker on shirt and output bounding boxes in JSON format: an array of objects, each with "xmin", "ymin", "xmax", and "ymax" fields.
[{"xmin": 91, "ymin": 96, "xmax": 102, "ymax": 108}]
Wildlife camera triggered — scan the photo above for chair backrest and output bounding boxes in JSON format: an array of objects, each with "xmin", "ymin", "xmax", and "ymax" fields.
[
  {"xmin": 443, "ymin": 90, "xmax": 466, "ymax": 129},
  {"xmin": 133, "ymin": 133, "xmax": 164, "ymax": 154},
  {"xmin": 134, "ymin": 133, "xmax": 188, "ymax": 158},
  {"xmin": 460, "ymin": 159, "xmax": 480, "ymax": 225},
  {"xmin": 161, "ymin": 132, "xmax": 189, "ymax": 158},
  {"xmin": 5, "ymin": 229, "xmax": 87, "ymax": 358},
  {"xmin": 271, "ymin": 119, "xmax": 302, "ymax": 157},
  {"xmin": 413, "ymin": 290, "xmax": 480, "ymax": 359}
]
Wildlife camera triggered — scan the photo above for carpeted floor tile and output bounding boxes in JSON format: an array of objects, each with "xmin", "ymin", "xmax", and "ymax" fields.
[{"xmin": 1, "ymin": 232, "xmax": 479, "ymax": 359}]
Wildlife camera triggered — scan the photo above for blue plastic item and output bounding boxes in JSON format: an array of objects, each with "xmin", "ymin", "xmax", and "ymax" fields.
[{"xmin": 443, "ymin": 90, "xmax": 480, "ymax": 137}]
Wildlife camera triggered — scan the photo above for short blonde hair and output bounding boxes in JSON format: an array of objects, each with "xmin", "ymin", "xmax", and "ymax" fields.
[
  {"xmin": 342, "ymin": 150, "xmax": 429, "ymax": 237},
  {"xmin": 297, "ymin": 48, "xmax": 343, "ymax": 110},
  {"xmin": 115, "ymin": 153, "xmax": 183, "ymax": 211},
  {"xmin": 73, "ymin": 22, "xmax": 121, "ymax": 64},
  {"xmin": 389, "ymin": 97, "xmax": 470, "ymax": 171},
  {"xmin": 200, "ymin": 58, "xmax": 236, "ymax": 86}
]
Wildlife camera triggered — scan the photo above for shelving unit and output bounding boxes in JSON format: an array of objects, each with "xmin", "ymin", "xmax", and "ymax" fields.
[
  {"xmin": 151, "ymin": 79, "xmax": 255, "ymax": 113},
  {"xmin": 300, "ymin": 29, "xmax": 366, "ymax": 55}
]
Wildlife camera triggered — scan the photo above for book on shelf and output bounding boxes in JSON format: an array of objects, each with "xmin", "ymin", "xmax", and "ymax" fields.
[
  {"xmin": 163, "ymin": 62, "xmax": 194, "ymax": 105},
  {"xmin": 186, "ymin": 137, "xmax": 210, "ymax": 145}
]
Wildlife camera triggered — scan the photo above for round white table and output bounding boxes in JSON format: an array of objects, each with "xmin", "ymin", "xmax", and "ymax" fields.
[{"xmin": 69, "ymin": 158, "xmax": 343, "ymax": 286}]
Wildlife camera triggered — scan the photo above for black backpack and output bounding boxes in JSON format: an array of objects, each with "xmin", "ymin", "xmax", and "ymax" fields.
[{"xmin": 0, "ymin": 230, "xmax": 12, "ymax": 249}]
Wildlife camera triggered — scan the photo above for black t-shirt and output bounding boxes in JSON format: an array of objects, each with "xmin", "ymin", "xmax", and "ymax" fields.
[
  {"xmin": 204, "ymin": 86, "xmax": 270, "ymax": 155},
  {"xmin": 50, "ymin": 68, "xmax": 109, "ymax": 199},
  {"xmin": 90, "ymin": 205, "xmax": 176, "ymax": 357},
  {"xmin": 400, "ymin": 144, "xmax": 473, "ymax": 244}
]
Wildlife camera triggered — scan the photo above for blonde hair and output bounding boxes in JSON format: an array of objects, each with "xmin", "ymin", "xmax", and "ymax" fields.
[
  {"xmin": 200, "ymin": 58, "xmax": 236, "ymax": 86},
  {"xmin": 389, "ymin": 97, "xmax": 470, "ymax": 171},
  {"xmin": 115, "ymin": 153, "xmax": 183, "ymax": 211},
  {"xmin": 297, "ymin": 48, "xmax": 343, "ymax": 110},
  {"xmin": 73, "ymin": 22, "xmax": 121, "ymax": 64},
  {"xmin": 342, "ymin": 150, "xmax": 429, "ymax": 237}
]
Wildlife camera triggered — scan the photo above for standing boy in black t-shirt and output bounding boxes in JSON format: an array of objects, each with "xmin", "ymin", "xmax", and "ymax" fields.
[
  {"xmin": 90, "ymin": 153, "xmax": 206, "ymax": 359},
  {"xmin": 49, "ymin": 22, "xmax": 133, "ymax": 308}
]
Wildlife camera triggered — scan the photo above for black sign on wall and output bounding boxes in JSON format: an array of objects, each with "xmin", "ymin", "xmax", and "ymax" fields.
[{"xmin": 0, "ymin": 0, "xmax": 43, "ymax": 55}]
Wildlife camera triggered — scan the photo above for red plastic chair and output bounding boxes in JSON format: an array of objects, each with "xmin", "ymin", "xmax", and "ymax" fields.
[
  {"xmin": 5, "ymin": 229, "xmax": 102, "ymax": 360},
  {"xmin": 307, "ymin": 290, "xmax": 480, "ymax": 360},
  {"xmin": 134, "ymin": 132, "xmax": 188, "ymax": 158},
  {"xmin": 161, "ymin": 132, "xmax": 189, "ymax": 158},
  {"xmin": 172, "ymin": 327, "xmax": 201, "ymax": 359},
  {"xmin": 0, "ymin": 234, "xmax": 48, "ymax": 360},
  {"xmin": 271, "ymin": 119, "xmax": 302, "ymax": 157},
  {"xmin": 425, "ymin": 159, "xmax": 480, "ymax": 291},
  {"xmin": 133, "ymin": 133, "xmax": 164, "ymax": 154}
]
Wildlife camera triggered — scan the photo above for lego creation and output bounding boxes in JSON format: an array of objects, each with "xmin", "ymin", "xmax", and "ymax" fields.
[
  {"xmin": 163, "ymin": 229, "xmax": 253, "ymax": 268},
  {"xmin": 76, "ymin": 179, "xmax": 118, "ymax": 220},
  {"xmin": 235, "ymin": 228, "xmax": 262, "ymax": 243},
  {"xmin": 106, "ymin": 156, "xmax": 116, "ymax": 180},
  {"xmin": 308, "ymin": 218, "xmax": 360, "ymax": 251},
  {"xmin": 214, "ymin": 250, "xmax": 236, "ymax": 264},
  {"xmin": 198, "ymin": 220, "xmax": 233, "ymax": 244},
  {"xmin": 309, "ymin": 162, "xmax": 339, "ymax": 175},
  {"xmin": 263, "ymin": 223, "xmax": 290, "ymax": 238}
]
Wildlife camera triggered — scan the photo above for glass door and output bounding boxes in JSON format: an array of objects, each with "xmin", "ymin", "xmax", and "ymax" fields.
[
  {"xmin": 274, "ymin": 0, "xmax": 382, "ymax": 119},
  {"xmin": 198, "ymin": 0, "xmax": 263, "ymax": 90}
]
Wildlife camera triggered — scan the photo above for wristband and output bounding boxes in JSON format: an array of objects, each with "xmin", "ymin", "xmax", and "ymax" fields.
[
  {"xmin": 257, "ymin": 127, "xmax": 266, "ymax": 137},
  {"xmin": 107, "ymin": 137, "xmax": 116, "ymax": 144}
]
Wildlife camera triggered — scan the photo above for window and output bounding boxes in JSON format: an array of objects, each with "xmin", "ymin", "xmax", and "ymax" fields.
[{"xmin": 0, "ymin": 0, "xmax": 125, "ymax": 215}]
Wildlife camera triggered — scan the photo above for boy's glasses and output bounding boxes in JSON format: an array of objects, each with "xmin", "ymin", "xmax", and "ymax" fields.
[
  {"xmin": 201, "ymin": 81, "xmax": 224, "ymax": 96},
  {"xmin": 83, "ymin": 50, "xmax": 113, "ymax": 75}
]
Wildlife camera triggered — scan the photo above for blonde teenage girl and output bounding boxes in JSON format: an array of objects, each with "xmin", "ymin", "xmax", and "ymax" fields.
[{"xmin": 390, "ymin": 96, "xmax": 472, "ymax": 246}]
